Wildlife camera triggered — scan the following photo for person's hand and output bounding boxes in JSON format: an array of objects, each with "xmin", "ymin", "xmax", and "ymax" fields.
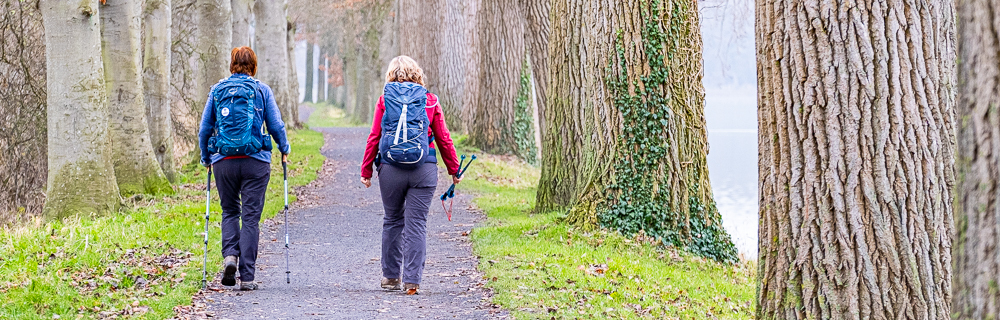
[
  {"xmin": 282, "ymin": 154, "xmax": 289, "ymax": 163},
  {"xmin": 452, "ymin": 175, "xmax": 462, "ymax": 185},
  {"xmin": 201, "ymin": 159, "xmax": 210, "ymax": 167},
  {"xmin": 361, "ymin": 177, "xmax": 372, "ymax": 188}
]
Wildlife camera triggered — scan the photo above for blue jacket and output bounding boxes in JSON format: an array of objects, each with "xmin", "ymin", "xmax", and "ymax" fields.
[{"xmin": 199, "ymin": 73, "xmax": 291, "ymax": 165}]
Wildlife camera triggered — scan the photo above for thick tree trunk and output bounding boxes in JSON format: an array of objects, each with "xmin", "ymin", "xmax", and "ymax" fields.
[
  {"xmin": 287, "ymin": 20, "xmax": 301, "ymax": 127},
  {"xmin": 435, "ymin": 0, "xmax": 470, "ymax": 132},
  {"xmin": 304, "ymin": 41, "xmax": 314, "ymax": 103},
  {"xmin": 471, "ymin": 0, "xmax": 535, "ymax": 160},
  {"xmin": 231, "ymin": 0, "xmax": 254, "ymax": 48},
  {"xmin": 398, "ymin": 0, "xmax": 441, "ymax": 93},
  {"xmin": 521, "ymin": 0, "xmax": 549, "ymax": 151},
  {"xmin": 755, "ymin": 0, "xmax": 956, "ymax": 318},
  {"xmin": 953, "ymin": 0, "xmax": 1000, "ymax": 317},
  {"xmin": 143, "ymin": 0, "xmax": 176, "ymax": 183},
  {"xmin": 196, "ymin": 0, "xmax": 232, "ymax": 123},
  {"xmin": 101, "ymin": 0, "xmax": 172, "ymax": 195},
  {"xmin": 254, "ymin": 0, "xmax": 295, "ymax": 127},
  {"xmin": 537, "ymin": 0, "xmax": 735, "ymax": 262},
  {"xmin": 460, "ymin": 0, "xmax": 480, "ymax": 132},
  {"xmin": 40, "ymin": 0, "xmax": 120, "ymax": 218}
]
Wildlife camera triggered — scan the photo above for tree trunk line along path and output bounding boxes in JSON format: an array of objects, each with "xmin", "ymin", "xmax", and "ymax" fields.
[{"xmin": 195, "ymin": 127, "xmax": 504, "ymax": 319}]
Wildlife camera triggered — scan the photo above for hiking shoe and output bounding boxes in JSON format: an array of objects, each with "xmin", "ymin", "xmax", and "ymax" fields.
[
  {"xmin": 239, "ymin": 281, "xmax": 258, "ymax": 291},
  {"xmin": 381, "ymin": 278, "xmax": 401, "ymax": 291},
  {"xmin": 404, "ymin": 283, "xmax": 419, "ymax": 295},
  {"xmin": 221, "ymin": 256, "xmax": 238, "ymax": 286}
]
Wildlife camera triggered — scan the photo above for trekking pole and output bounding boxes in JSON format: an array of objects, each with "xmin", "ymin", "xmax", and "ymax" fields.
[
  {"xmin": 202, "ymin": 166, "xmax": 212, "ymax": 290},
  {"xmin": 440, "ymin": 155, "xmax": 476, "ymax": 221},
  {"xmin": 283, "ymin": 160, "xmax": 290, "ymax": 284}
]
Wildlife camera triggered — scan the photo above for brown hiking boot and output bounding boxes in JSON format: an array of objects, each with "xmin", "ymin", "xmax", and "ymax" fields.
[
  {"xmin": 240, "ymin": 281, "xmax": 258, "ymax": 291},
  {"xmin": 381, "ymin": 278, "xmax": 401, "ymax": 291},
  {"xmin": 404, "ymin": 283, "xmax": 419, "ymax": 295},
  {"xmin": 221, "ymin": 256, "xmax": 238, "ymax": 286}
]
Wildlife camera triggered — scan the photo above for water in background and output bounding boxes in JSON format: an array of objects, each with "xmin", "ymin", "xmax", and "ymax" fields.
[{"xmin": 700, "ymin": 0, "xmax": 759, "ymax": 258}]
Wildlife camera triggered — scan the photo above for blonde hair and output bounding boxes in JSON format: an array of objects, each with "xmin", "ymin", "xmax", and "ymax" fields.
[{"xmin": 384, "ymin": 55, "xmax": 425, "ymax": 86}]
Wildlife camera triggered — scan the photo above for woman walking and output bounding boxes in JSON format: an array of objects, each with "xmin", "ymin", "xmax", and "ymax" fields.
[
  {"xmin": 361, "ymin": 56, "xmax": 461, "ymax": 295},
  {"xmin": 199, "ymin": 46, "xmax": 291, "ymax": 290}
]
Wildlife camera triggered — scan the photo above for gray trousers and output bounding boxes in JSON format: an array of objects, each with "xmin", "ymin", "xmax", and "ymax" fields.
[{"xmin": 379, "ymin": 162, "xmax": 438, "ymax": 284}]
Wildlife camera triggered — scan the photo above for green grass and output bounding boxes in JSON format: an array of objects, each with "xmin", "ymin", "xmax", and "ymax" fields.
[
  {"xmin": 0, "ymin": 129, "xmax": 325, "ymax": 319},
  {"xmin": 453, "ymin": 137, "xmax": 756, "ymax": 319},
  {"xmin": 305, "ymin": 102, "xmax": 365, "ymax": 128}
]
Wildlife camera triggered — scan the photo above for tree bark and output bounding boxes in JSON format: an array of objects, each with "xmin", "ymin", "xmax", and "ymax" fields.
[
  {"xmin": 40, "ymin": 0, "xmax": 120, "ymax": 218},
  {"xmin": 755, "ymin": 0, "xmax": 956, "ymax": 318},
  {"xmin": 101, "ymin": 0, "xmax": 172, "ymax": 195},
  {"xmin": 287, "ymin": 20, "xmax": 301, "ymax": 127},
  {"xmin": 435, "ymin": 0, "xmax": 469, "ymax": 132},
  {"xmin": 231, "ymin": 0, "xmax": 254, "ymax": 48},
  {"xmin": 143, "ymin": 0, "xmax": 176, "ymax": 184},
  {"xmin": 521, "ymin": 0, "xmax": 549, "ymax": 152},
  {"xmin": 304, "ymin": 40, "xmax": 314, "ymax": 103},
  {"xmin": 537, "ymin": 0, "xmax": 735, "ymax": 262},
  {"xmin": 196, "ymin": 0, "xmax": 232, "ymax": 125},
  {"xmin": 470, "ymin": 0, "xmax": 534, "ymax": 159},
  {"xmin": 953, "ymin": 0, "xmax": 1000, "ymax": 317},
  {"xmin": 398, "ymin": 0, "xmax": 441, "ymax": 93},
  {"xmin": 254, "ymin": 0, "xmax": 295, "ymax": 127}
]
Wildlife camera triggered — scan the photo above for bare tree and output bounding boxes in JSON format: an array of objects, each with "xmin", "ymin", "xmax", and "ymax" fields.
[
  {"xmin": 304, "ymin": 40, "xmax": 314, "ymax": 103},
  {"xmin": 0, "ymin": 0, "xmax": 48, "ymax": 220},
  {"xmin": 254, "ymin": 0, "xmax": 296, "ymax": 127},
  {"xmin": 755, "ymin": 0, "xmax": 956, "ymax": 317},
  {"xmin": 953, "ymin": 0, "xmax": 1000, "ymax": 317},
  {"xmin": 287, "ymin": 20, "xmax": 301, "ymax": 126},
  {"xmin": 143, "ymin": 0, "xmax": 177, "ymax": 184},
  {"xmin": 196, "ymin": 0, "xmax": 233, "ymax": 118},
  {"xmin": 100, "ymin": 0, "xmax": 172, "ymax": 195},
  {"xmin": 232, "ymin": 0, "xmax": 254, "ymax": 48},
  {"xmin": 39, "ymin": 0, "xmax": 120, "ymax": 218}
]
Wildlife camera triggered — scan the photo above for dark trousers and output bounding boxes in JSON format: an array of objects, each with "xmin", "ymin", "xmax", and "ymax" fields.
[
  {"xmin": 379, "ymin": 162, "xmax": 438, "ymax": 284},
  {"xmin": 214, "ymin": 157, "xmax": 271, "ymax": 282}
]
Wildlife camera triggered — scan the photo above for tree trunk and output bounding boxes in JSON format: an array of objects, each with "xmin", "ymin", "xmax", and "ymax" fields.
[
  {"xmin": 254, "ymin": 0, "xmax": 295, "ymax": 127},
  {"xmin": 521, "ymin": 0, "xmax": 549, "ymax": 153},
  {"xmin": 304, "ymin": 41, "xmax": 314, "ymax": 103},
  {"xmin": 101, "ymin": 0, "xmax": 172, "ymax": 195},
  {"xmin": 143, "ymin": 0, "xmax": 176, "ymax": 184},
  {"xmin": 755, "ymin": 0, "xmax": 956, "ymax": 318},
  {"xmin": 471, "ymin": 0, "xmax": 535, "ymax": 160},
  {"xmin": 399, "ymin": 0, "xmax": 441, "ymax": 92},
  {"xmin": 953, "ymin": 0, "xmax": 1000, "ymax": 317},
  {"xmin": 436, "ymin": 0, "xmax": 477, "ymax": 133},
  {"xmin": 460, "ymin": 0, "xmax": 480, "ymax": 132},
  {"xmin": 231, "ymin": 0, "xmax": 254, "ymax": 48},
  {"xmin": 536, "ymin": 0, "xmax": 735, "ymax": 263},
  {"xmin": 40, "ymin": 0, "xmax": 120, "ymax": 218},
  {"xmin": 287, "ymin": 20, "xmax": 301, "ymax": 127},
  {"xmin": 196, "ymin": 0, "xmax": 232, "ymax": 125}
]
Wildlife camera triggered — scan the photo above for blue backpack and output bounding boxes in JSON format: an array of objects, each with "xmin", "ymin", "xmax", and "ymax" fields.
[
  {"xmin": 208, "ymin": 76, "xmax": 270, "ymax": 156},
  {"xmin": 379, "ymin": 82, "xmax": 430, "ymax": 169}
]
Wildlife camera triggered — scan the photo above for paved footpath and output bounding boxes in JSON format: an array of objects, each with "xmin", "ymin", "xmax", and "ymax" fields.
[{"xmin": 204, "ymin": 127, "xmax": 503, "ymax": 319}]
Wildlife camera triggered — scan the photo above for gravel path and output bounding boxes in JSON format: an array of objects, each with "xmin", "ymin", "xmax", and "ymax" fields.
[{"xmin": 204, "ymin": 127, "xmax": 503, "ymax": 319}]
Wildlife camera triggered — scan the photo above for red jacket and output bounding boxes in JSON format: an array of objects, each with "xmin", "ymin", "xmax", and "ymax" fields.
[{"xmin": 361, "ymin": 93, "xmax": 460, "ymax": 179}]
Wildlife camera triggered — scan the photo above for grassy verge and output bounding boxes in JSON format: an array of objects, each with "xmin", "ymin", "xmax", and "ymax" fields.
[
  {"xmin": 452, "ymin": 136, "xmax": 756, "ymax": 319},
  {"xmin": 304, "ymin": 102, "xmax": 364, "ymax": 128},
  {"xmin": 0, "ymin": 129, "xmax": 325, "ymax": 319}
]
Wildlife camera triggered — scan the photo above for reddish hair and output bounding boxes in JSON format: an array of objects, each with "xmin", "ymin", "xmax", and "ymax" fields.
[{"xmin": 230, "ymin": 47, "xmax": 257, "ymax": 76}]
